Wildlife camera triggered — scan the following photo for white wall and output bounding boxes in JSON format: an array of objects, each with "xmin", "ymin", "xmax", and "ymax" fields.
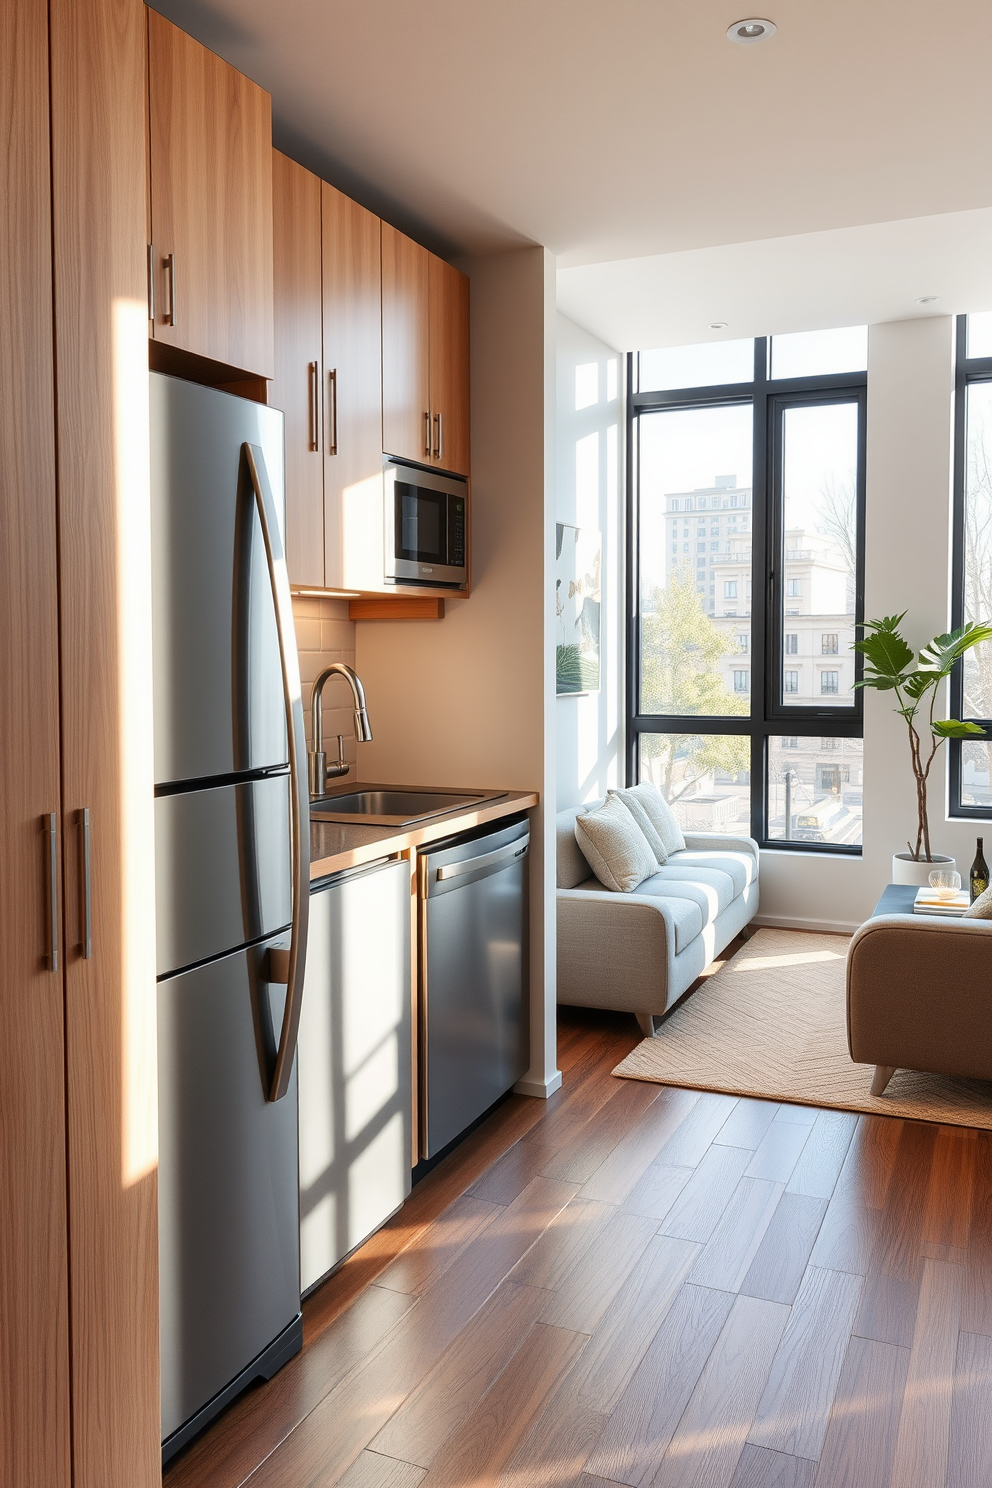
[
  {"xmin": 555, "ymin": 315, "xmax": 624, "ymax": 810},
  {"xmin": 758, "ymin": 314, "xmax": 984, "ymax": 930},
  {"xmin": 355, "ymin": 246, "xmax": 560, "ymax": 1095}
]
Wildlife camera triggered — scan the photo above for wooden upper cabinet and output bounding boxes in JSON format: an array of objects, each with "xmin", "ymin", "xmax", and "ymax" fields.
[
  {"xmin": 148, "ymin": 10, "xmax": 274, "ymax": 379},
  {"xmin": 428, "ymin": 254, "xmax": 470, "ymax": 477},
  {"xmin": 381, "ymin": 223, "xmax": 470, "ymax": 478},
  {"xmin": 381, "ymin": 221, "xmax": 430, "ymax": 465},
  {"xmin": 322, "ymin": 183, "xmax": 384, "ymax": 592},
  {"xmin": 271, "ymin": 150, "xmax": 323, "ymax": 587}
]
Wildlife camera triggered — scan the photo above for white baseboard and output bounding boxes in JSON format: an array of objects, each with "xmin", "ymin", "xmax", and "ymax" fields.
[
  {"xmin": 514, "ymin": 1070, "xmax": 563, "ymax": 1099},
  {"xmin": 752, "ymin": 913, "xmax": 859, "ymax": 935}
]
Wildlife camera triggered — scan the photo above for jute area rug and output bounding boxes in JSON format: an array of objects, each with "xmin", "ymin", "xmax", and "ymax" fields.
[{"xmin": 612, "ymin": 926, "xmax": 992, "ymax": 1130}]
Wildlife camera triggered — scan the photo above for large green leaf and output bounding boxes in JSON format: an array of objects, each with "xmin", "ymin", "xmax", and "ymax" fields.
[
  {"xmin": 932, "ymin": 719, "xmax": 988, "ymax": 739},
  {"xmin": 852, "ymin": 620, "xmax": 914, "ymax": 684},
  {"xmin": 918, "ymin": 622, "xmax": 992, "ymax": 677},
  {"xmin": 903, "ymin": 671, "xmax": 936, "ymax": 700}
]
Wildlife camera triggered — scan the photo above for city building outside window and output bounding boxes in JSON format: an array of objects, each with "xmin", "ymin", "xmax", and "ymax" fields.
[
  {"xmin": 734, "ymin": 670, "xmax": 750, "ymax": 693},
  {"xmin": 724, "ymin": 581, "xmax": 737, "ymax": 599},
  {"xmin": 785, "ymin": 633, "xmax": 798, "ymax": 654},
  {"xmin": 821, "ymin": 633, "xmax": 839, "ymax": 654},
  {"xmin": 784, "ymin": 671, "xmax": 799, "ymax": 693},
  {"xmin": 787, "ymin": 578, "xmax": 802, "ymax": 597},
  {"xmin": 737, "ymin": 634, "xmax": 749, "ymax": 653},
  {"xmin": 821, "ymin": 671, "xmax": 839, "ymax": 694}
]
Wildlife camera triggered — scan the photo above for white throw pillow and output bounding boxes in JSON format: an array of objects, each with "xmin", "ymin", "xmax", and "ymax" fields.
[
  {"xmin": 610, "ymin": 781, "xmax": 686, "ymax": 857},
  {"xmin": 574, "ymin": 795, "xmax": 657, "ymax": 893},
  {"xmin": 965, "ymin": 884, "xmax": 992, "ymax": 919}
]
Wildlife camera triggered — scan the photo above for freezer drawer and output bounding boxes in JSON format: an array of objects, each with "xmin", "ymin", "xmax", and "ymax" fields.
[
  {"xmin": 158, "ymin": 933, "xmax": 301, "ymax": 1446},
  {"xmin": 298, "ymin": 858, "xmax": 412, "ymax": 1293},
  {"xmin": 155, "ymin": 774, "xmax": 293, "ymax": 977},
  {"xmin": 150, "ymin": 373, "xmax": 288, "ymax": 786},
  {"xmin": 420, "ymin": 818, "xmax": 529, "ymax": 1159}
]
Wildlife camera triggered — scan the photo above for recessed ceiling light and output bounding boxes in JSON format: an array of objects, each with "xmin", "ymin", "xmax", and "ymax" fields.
[
  {"xmin": 708, "ymin": 321, "xmax": 729, "ymax": 330},
  {"xmin": 727, "ymin": 18, "xmax": 777, "ymax": 44},
  {"xmin": 916, "ymin": 295, "xmax": 940, "ymax": 305}
]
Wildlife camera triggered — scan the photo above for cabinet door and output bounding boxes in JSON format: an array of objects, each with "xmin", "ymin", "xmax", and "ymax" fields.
[
  {"xmin": 272, "ymin": 151, "xmax": 324, "ymax": 587},
  {"xmin": 51, "ymin": 0, "xmax": 161, "ymax": 1484},
  {"xmin": 298, "ymin": 862, "xmax": 411, "ymax": 1292},
  {"xmin": 428, "ymin": 254, "xmax": 470, "ymax": 477},
  {"xmin": 148, "ymin": 10, "xmax": 274, "ymax": 378},
  {"xmin": 381, "ymin": 221, "xmax": 430, "ymax": 465},
  {"xmin": 322, "ymin": 183, "xmax": 385, "ymax": 591},
  {"xmin": 0, "ymin": 2, "xmax": 71, "ymax": 1483}
]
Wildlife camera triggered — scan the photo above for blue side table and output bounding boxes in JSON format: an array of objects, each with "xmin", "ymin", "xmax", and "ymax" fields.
[{"xmin": 868, "ymin": 883, "xmax": 919, "ymax": 918}]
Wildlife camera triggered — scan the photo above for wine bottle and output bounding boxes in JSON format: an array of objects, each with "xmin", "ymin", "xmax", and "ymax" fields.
[{"xmin": 970, "ymin": 838, "xmax": 989, "ymax": 904}]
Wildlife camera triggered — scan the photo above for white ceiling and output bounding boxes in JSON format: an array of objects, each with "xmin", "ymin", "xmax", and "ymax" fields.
[
  {"xmin": 150, "ymin": 0, "xmax": 992, "ymax": 346},
  {"xmin": 558, "ymin": 207, "xmax": 992, "ymax": 351}
]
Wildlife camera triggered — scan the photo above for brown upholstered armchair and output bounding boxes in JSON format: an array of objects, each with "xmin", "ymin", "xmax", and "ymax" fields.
[{"xmin": 846, "ymin": 913, "xmax": 992, "ymax": 1094}]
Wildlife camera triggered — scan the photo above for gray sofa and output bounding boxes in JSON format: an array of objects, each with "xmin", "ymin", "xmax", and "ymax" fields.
[{"xmin": 557, "ymin": 801, "xmax": 760, "ymax": 1036}]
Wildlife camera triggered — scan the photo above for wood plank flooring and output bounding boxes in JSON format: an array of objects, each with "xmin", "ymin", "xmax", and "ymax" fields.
[{"xmin": 165, "ymin": 999, "xmax": 992, "ymax": 1488}]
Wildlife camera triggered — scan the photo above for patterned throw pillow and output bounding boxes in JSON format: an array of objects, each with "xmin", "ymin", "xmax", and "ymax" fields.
[
  {"xmin": 964, "ymin": 884, "xmax": 992, "ymax": 919},
  {"xmin": 610, "ymin": 782, "xmax": 686, "ymax": 858},
  {"xmin": 574, "ymin": 794, "xmax": 658, "ymax": 893}
]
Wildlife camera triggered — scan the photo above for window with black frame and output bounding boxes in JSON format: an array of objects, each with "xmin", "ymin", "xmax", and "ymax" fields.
[
  {"xmin": 950, "ymin": 313, "xmax": 992, "ymax": 816},
  {"xmin": 627, "ymin": 327, "xmax": 867, "ymax": 851}
]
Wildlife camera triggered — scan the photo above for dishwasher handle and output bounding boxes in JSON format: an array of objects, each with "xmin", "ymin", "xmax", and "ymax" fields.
[{"xmin": 432, "ymin": 837, "xmax": 529, "ymax": 890}]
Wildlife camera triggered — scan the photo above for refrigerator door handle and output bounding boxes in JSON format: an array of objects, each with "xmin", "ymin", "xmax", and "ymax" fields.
[{"xmin": 243, "ymin": 442, "xmax": 310, "ymax": 1102}]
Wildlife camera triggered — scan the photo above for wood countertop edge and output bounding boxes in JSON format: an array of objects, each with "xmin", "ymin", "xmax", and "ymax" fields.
[{"xmin": 308, "ymin": 790, "xmax": 539, "ymax": 881}]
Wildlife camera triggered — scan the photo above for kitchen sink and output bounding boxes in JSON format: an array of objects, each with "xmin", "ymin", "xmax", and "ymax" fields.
[{"xmin": 310, "ymin": 789, "xmax": 505, "ymax": 826}]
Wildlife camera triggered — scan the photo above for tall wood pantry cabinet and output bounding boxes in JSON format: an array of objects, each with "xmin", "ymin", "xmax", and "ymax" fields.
[{"xmin": 2, "ymin": 0, "xmax": 160, "ymax": 1485}]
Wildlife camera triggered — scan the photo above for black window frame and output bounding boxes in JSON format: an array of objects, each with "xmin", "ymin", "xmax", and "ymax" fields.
[
  {"xmin": 625, "ymin": 337, "xmax": 867, "ymax": 853},
  {"xmin": 949, "ymin": 314, "xmax": 992, "ymax": 818}
]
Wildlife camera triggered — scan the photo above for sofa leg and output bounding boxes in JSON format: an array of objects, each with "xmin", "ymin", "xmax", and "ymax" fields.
[
  {"xmin": 871, "ymin": 1064, "xmax": 896, "ymax": 1096},
  {"xmin": 739, "ymin": 923, "xmax": 753, "ymax": 942},
  {"xmin": 635, "ymin": 1013, "xmax": 658, "ymax": 1039}
]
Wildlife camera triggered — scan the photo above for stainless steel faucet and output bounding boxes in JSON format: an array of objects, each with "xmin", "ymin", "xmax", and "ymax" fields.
[{"xmin": 309, "ymin": 662, "xmax": 373, "ymax": 798}]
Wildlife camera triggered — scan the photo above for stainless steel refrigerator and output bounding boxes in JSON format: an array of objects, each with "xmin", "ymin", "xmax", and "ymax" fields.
[{"xmin": 150, "ymin": 373, "xmax": 310, "ymax": 1463}]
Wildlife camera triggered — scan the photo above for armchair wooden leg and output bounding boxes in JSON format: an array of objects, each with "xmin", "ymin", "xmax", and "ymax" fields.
[
  {"xmin": 871, "ymin": 1064, "xmax": 896, "ymax": 1096},
  {"xmin": 635, "ymin": 1013, "xmax": 658, "ymax": 1039}
]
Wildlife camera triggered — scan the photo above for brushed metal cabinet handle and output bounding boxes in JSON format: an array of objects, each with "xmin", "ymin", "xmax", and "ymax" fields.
[
  {"xmin": 243, "ymin": 442, "xmax": 310, "ymax": 1102},
  {"xmin": 80, "ymin": 807, "xmax": 92, "ymax": 959},
  {"xmin": 433, "ymin": 411, "xmax": 443, "ymax": 462},
  {"xmin": 147, "ymin": 243, "xmax": 155, "ymax": 323},
  {"xmin": 424, "ymin": 409, "xmax": 432, "ymax": 458},
  {"xmin": 165, "ymin": 252, "xmax": 177, "ymax": 327},
  {"xmin": 308, "ymin": 360, "xmax": 319, "ymax": 451},
  {"xmin": 46, "ymin": 813, "xmax": 59, "ymax": 972},
  {"xmin": 327, "ymin": 368, "xmax": 338, "ymax": 455}
]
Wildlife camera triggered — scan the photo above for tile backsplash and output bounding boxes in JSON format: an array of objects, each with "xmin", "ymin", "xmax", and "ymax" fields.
[{"xmin": 292, "ymin": 596, "xmax": 359, "ymax": 768}]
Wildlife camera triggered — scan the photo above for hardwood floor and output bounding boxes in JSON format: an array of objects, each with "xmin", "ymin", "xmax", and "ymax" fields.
[{"xmin": 165, "ymin": 997, "xmax": 992, "ymax": 1488}]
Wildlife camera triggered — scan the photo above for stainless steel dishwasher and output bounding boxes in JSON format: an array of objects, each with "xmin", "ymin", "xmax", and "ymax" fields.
[{"xmin": 418, "ymin": 817, "xmax": 529, "ymax": 1158}]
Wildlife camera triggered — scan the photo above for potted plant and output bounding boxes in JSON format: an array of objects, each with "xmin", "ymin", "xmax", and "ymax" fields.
[{"xmin": 854, "ymin": 613, "xmax": 992, "ymax": 886}]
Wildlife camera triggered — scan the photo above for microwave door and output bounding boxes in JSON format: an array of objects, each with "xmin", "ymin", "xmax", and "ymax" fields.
[{"xmin": 396, "ymin": 483, "xmax": 446, "ymax": 566}]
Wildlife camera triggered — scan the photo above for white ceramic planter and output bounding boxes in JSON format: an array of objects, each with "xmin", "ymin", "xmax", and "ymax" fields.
[{"xmin": 891, "ymin": 851, "xmax": 956, "ymax": 887}]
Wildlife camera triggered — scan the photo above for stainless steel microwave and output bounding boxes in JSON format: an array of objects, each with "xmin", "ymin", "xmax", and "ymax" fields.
[{"xmin": 383, "ymin": 457, "xmax": 468, "ymax": 589}]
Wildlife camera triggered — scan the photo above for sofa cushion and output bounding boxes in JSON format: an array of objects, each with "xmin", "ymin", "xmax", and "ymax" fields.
[
  {"xmin": 567, "ymin": 877, "xmax": 705, "ymax": 955},
  {"xmin": 610, "ymin": 782, "xmax": 685, "ymax": 856},
  {"xmin": 557, "ymin": 803, "xmax": 599, "ymax": 888},
  {"xmin": 574, "ymin": 795, "xmax": 657, "ymax": 894},
  {"xmin": 670, "ymin": 849, "xmax": 754, "ymax": 898},
  {"xmin": 640, "ymin": 860, "xmax": 737, "ymax": 919}
]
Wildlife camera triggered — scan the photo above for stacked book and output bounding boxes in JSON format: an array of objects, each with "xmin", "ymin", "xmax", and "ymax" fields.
[{"xmin": 913, "ymin": 887, "xmax": 971, "ymax": 916}]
